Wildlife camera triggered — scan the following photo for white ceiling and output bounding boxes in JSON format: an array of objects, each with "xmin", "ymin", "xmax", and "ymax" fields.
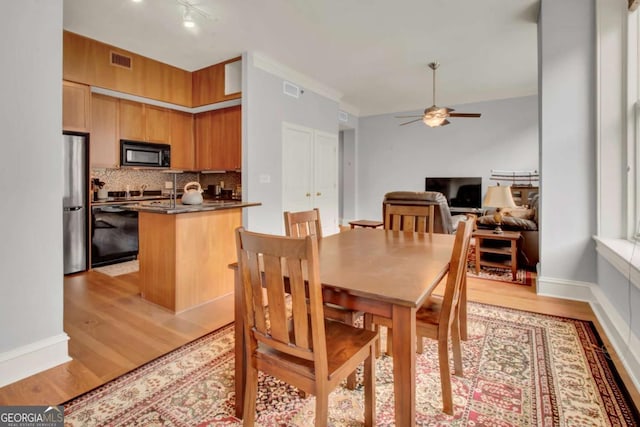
[{"xmin": 63, "ymin": 0, "xmax": 540, "ymax": 117}]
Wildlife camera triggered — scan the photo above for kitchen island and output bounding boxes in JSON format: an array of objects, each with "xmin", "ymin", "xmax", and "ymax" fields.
[{"xmin": 132, "ymin": 200, "xmax": 260, "ymax": 312}]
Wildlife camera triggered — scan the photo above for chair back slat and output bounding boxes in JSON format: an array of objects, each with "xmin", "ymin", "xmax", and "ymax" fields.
[
  {"xmin": 236, "ymin": 227, "xmax": 326, "ymax": 365},
  {"xmin": 284, "ymin": 208, "xmax": 323, "ymax": 239},
  {"xmin": 438, "ymin": 217, "xmax": 474, "ymax": 336},
  {"xmin": 287, "ymin": 257, "xmax": 311, "ymax": 348},
  {"xmin": 384, "ymin": 204, "xmax": 435, "ymax": 234},
  {"xmin": 263, "ymin": 253, "xmax": 290, "ymax": 343}
]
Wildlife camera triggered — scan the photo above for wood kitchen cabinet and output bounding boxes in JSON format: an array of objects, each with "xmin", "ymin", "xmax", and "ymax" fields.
[
  {"xmin": 170, "ymin": 110, "xmax": 194, "ymax": 170},
  {"xmin": 119, "ymin": 99, "xmax": 171, "ymax": 143},
  {"xmin": 90, "ymin": 93, "xmax": 119, "ymax": 168},
  {"xmin": 145, "ymin": 104, "xmax": 171, "ymax": 143},
  {"xmin": 63, "ymin": 80, "xmax": 91, "ymax": 132},
  {"xmin": 192, "ymin": 57, "xmax": 242, "ymax": 106},
  {"xmin": 195, "ymin": 105, "xmax": 241, "ymax": 171}
]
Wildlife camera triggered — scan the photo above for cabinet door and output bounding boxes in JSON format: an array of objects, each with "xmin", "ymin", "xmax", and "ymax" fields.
[
  {"xmin": 145, "ymin": 105, "xmax": 171, "ymax": 143},
  {"xmin": 170, "ymin": 110, "xmax": 194, "ymax": 170},
  {"xmin": 90, "ymin": 93, "xmax": 118, "ymax": 168},
  {"xmin": 194, "ymin": 109, "xmax": 223, "ymax": 170},
  {"xmin": 63, "ymin": 81, "xmax": 90, "ymax": 132},
  {"xmin": 118, "ymin": 99, "xmax": 145, "ymax": 141},
  {"xmin": 221, "ymin": 105, "xmax": 241, "ymax": 170}
]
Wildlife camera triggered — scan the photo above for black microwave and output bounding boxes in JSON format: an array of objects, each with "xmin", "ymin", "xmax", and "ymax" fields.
[{"xmin": 120, "ymin": 140, "xmax": 170, "ymax": 168}]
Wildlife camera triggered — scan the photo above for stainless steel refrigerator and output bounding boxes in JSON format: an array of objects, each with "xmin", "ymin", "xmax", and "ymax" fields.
[{"xmin": 63, "ymin": 133, "xmax": 88, "ymax": 274}]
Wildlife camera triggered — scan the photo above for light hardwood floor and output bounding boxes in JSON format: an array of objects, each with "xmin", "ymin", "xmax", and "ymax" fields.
[{"xmin": 0, "ymin": 269, "xmax": 638, "ymax": 412}]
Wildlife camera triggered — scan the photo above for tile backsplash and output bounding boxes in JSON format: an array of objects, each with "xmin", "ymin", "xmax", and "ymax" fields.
[{"xmin": 91, "ymin": 169, "xmax": 241, "ymax": 195}]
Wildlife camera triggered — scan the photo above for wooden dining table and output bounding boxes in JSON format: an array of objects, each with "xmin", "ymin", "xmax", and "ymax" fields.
[{"xmin": 233, "ymin": 227, "xmax": 456, "ymax": 426}]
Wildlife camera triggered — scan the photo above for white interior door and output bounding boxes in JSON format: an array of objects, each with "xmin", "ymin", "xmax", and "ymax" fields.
[
  {"xmin": 282, "ymin": 123, "xmax": 313, "ymax": 219},
  {"xmin": 314, "ymin": 130, "xmax": 339, "ymax": 235}
]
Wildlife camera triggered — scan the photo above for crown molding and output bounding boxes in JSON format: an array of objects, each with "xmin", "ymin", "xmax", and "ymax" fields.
[{"xmin": 251, "ymin": 52, "xmax": 343, "ymax": 103}]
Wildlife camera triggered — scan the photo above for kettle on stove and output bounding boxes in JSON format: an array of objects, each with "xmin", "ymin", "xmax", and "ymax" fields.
[{"xmin": 181, "ymin": 182, "xmax": 204, "ymax": 205}]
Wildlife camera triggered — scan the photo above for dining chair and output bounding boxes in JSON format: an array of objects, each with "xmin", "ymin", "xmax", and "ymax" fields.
[
  {"xmin": 384, "ymin": 203, "xmax": 436, "ymax": 234},
  {"xmin": 283, "ymin": 208, "xmax": 362, "ymax": 390},
  {"xmin": 365, "ymin": 216, "xmax": 475, "ymax": 415},
  {"xmin": 236, "ymin": 228, "xmax": 378, "ymax": 427},
  {"xmin": 283, "ymin": 208, "xmax": 323, "ymax": 239}
]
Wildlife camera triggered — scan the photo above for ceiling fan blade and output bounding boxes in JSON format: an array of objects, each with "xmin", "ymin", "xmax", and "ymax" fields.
[
  {"xmin": 399, "ymin": 118, "xmax": 423, "ymax": 126},
  {"xmin": 395, "ymin": 115, "xmax": 423, "ymax": 118},
  {"xmin": 448, "ymin": 113, "xmax": 481, "ymax": 118}
]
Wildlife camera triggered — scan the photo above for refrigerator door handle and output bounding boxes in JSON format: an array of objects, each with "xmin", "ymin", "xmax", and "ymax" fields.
[{"xmin": 63, "ymin": 206, "xmax": 83, "ymax": 212}]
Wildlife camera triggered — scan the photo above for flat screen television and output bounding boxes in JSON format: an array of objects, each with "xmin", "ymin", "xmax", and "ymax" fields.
[{"xmin": 425, "ymin": 177, "xmax": 482, "ymax": 209}]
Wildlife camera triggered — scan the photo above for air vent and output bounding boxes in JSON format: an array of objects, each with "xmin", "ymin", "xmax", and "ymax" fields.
[
  {"xmin": 110, "ymin": 51, "xmax": 132, "ymax": 70},
  {"xmin": 338, "ymin": 110, "xmax": 349, "ymax": 122},
  {"xmin": 283, "ymin": 81, "xmax": 300, "ymax": 98}
]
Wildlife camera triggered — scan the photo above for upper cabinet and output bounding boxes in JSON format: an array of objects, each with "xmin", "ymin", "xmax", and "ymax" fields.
[
  {"xmin": 63, "ymin": 81, "xmax": 91, "ymax": 132},
  {"xmin": 195, "ymin": 106, "xmax": 241, "ymax": 171},
  {"xmin": 118, "ymin": 99, "xmax": 170, "ymax": 143},
  {"xmin": 170, "ymin": 110, "xmax": 195, "ymax": 171},
  {"xmin": 192, "ymin": 57, "xmax": 242, "ymax": 107},
  {"xmin": 63, "ymin": 31, "xmax": 242, "ymax": 109},
  {"xmin": 90, "ymin": 93, "xmax": 118, "ymax": 168},
  {"xmin": 63, "ymin": 31, "xmax": 192, "ymax": 107}
]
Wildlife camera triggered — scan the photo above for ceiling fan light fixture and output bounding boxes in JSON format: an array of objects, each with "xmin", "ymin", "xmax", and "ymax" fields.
[
  {"xmin": 423, "ymin": 106, "xmax": 448, "ymax": 127},
  {"xmin": 423, "ymin": 116, "xmax": 446, "ymax": 127}
]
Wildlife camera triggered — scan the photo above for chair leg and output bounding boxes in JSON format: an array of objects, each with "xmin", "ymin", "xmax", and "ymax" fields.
[
  {"xmin": 451, "ymin": 318, "xmax": 464, "ymax": 377},
  {"xmin": 364, "ymin": 313, "xmax": 382, "ymax": 358},
  {"xmin": 242, "ymin": 364, "xmax": 258, "ymax": 426},
  {"xmin": 416, "ymin": 335, "xmax": 423, "ymax": 354},
  {"xmin": 345, "ymin": 313, "xmax": 357, "ymax": 390},
  {"xmin": 437, "ymin": 338, "xmax": 454, "ymax": 415},
  {"xmin": 460, "ymin": 274, "xmax": 468, "ymax": 341},
  {"xmin": 315, "ymin": 390, "xmax": 329, "ymax": 427},
  {"xmin": 387, "ymin": 327, "xmax": 393, "ymax": 357},
  {"xmin": 363, "ymin": 346, "xmax": 376, "ymax": 427}
]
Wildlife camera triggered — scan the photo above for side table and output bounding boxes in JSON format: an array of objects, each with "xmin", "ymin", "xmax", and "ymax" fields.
[
  {"xmin": 473, "ymin": 230, "xmax": 521, "ymax": 281},
  {"xmin": 349, "ymin": 219, "xmax": 384, "ymax": 229}
]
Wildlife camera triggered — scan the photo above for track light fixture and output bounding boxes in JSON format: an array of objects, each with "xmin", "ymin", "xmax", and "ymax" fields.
[
  {"xmin": 176, "ymin": 0, "xmax": 211, "ymax": 28},
  {"xmin": 182, "ymin": 6, "xmax": 195, "ymax": 28}
]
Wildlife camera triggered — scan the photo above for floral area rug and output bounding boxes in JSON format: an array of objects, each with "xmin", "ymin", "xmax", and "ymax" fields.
[
  {"xmin": 466, "ymin": 243, "xmax": 535, "ymax": 286},
  {"xmin": 63, "ymin": 302, "xmax": 640, "ymax": 426},
  {"xmin": 466, "ymin": 264, "xmax": 535, "ymax": 286}
]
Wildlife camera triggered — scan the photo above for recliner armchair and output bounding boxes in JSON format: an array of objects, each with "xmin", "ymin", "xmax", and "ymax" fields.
[{"xmin": 382, "ymin": 191, "xmax": 467, "ymax": 234}]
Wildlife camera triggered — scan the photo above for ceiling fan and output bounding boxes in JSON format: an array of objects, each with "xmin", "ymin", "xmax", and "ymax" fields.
[{"xmin": 396, "ymin": 62, "xmax": 481, "ymax": 127}]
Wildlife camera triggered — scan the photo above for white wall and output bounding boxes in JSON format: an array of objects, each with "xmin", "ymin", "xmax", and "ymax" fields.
[
  {"xmin": 538, "ymin": 0, "xmax": 597, "ymax": 284},
  {"xmin": 0, "ymin": 0, "xmax": 70, "ymax": 386},
  {"xmin": 590, "ymin": 0, "xmax": 640, "ymax": 388},
  {"xmin": 355, "ymin": 95, "xmax": 539, "ymax": 221},
  {"xmin": 243, "ymin": 53, "xmax": 340, "ymax": 235},
  {"xmin": 340, "ymin": 129, "xmax": 357, "ymax": 224}
]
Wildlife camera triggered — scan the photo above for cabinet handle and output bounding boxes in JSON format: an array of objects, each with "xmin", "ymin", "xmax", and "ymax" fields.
[
  {"xmin": 306, "ymin": 193, "xmax": 311, "ymax": 197},
  {"xmin": 316, "ymin": 192, "xmax": 322, "ymax": 196}
]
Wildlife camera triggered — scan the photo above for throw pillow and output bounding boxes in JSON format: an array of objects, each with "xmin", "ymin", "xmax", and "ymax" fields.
[
  {"xmin": 477, "ymin": 215, "xmax": 538, "ymax": 231},
  {"xmin": 501, "ymin": 207, "xmax": 535, "ymax": 220}
]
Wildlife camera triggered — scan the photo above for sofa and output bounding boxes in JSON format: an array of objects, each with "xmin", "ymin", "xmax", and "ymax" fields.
[
  {"xmin": 382, "ymin": 191, "xmax": 468, "ymax": 234},
  {"xmin": 476, "ymin": 194, "xmax": 539, "ymax": 268}
]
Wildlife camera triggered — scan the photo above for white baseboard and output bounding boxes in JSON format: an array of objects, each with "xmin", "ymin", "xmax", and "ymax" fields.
[
  {"xmin": 0, "ymin": 333, "xmax": 71, "ymax": 387},
  {"xmin": 536, "ymin": 275, "xmax": 640, "ymax": 393}
]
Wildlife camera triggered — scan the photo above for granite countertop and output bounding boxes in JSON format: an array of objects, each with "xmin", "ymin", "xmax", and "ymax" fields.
[
  {"xmin": 92, "ymin": 195, "xmax": 243, "ymax": 207},
  {"xmin": 92, "ymin": 195, "xmax": 170, "ymax": 205},
  {"xmin": 124, "ymin": 199, "xmax": 260, "ymax": 214}
]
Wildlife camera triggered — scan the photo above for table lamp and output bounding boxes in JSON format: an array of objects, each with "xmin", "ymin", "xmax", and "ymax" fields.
[{"xmin": 483, "ymin": 184, "xmax": 517, "ymax": 234}]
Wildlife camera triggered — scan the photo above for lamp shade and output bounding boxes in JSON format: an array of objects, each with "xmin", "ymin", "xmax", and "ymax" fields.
[{"xmin": 483, "ymin": 185, "xmax": 516, "ymax": 208}]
